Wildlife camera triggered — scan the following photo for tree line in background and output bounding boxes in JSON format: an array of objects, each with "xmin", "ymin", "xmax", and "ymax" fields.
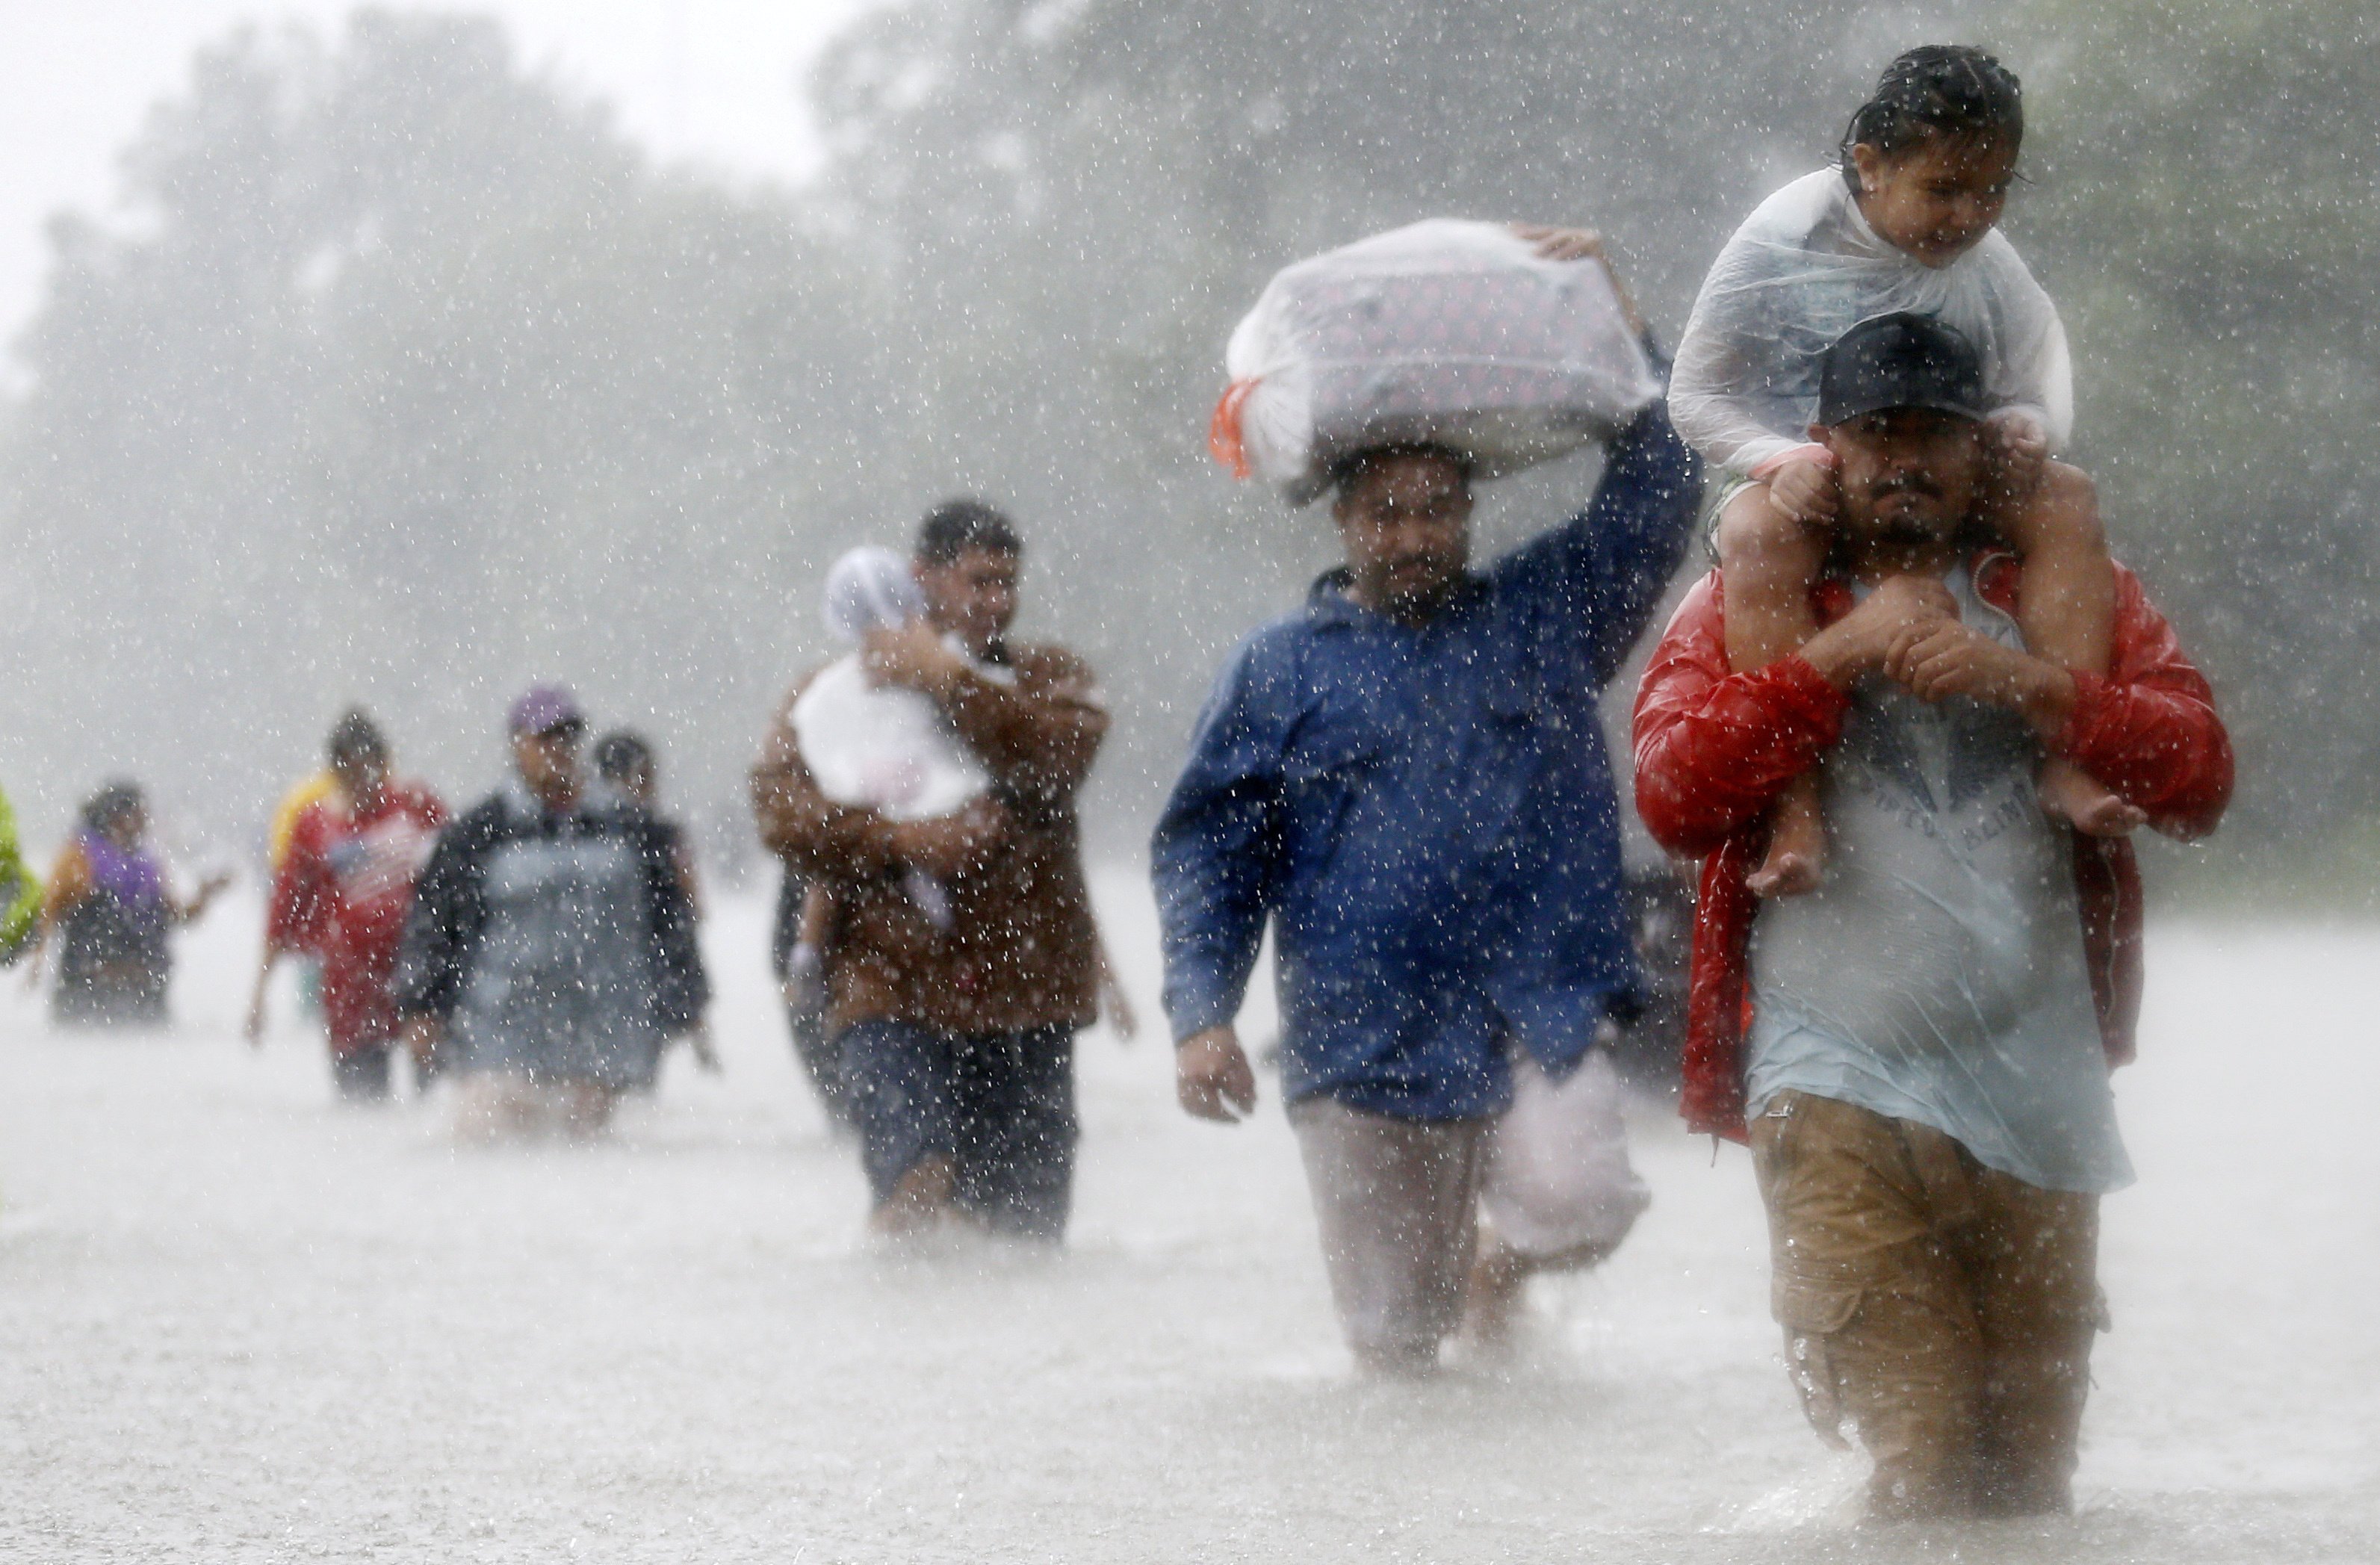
[{"xmin": 0, "ymin": 2, "xmax": 2370, "ymax": 890}]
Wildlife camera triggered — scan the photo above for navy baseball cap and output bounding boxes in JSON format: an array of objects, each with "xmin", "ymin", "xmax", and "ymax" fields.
[
  {"xmin": 1816, "ymin": 312, "xmax": 1988, "ymax": 427},
  {"xmin": 506, "ymin": 684, "xmax": 585, "ymax": 738}
]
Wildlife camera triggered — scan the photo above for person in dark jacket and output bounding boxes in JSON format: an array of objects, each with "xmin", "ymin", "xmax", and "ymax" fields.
[
  {"xmin": 592, "ymin": 728, "xmax": 718, "ymax": 1077},
  {"xmin": 1153, "ymin": 231, "xmax": 1700, "ymax": 1374},
  {"xmin": 394, "ymin": 687, "xmax": 708, "ymax": 1141},
  {"xmin": 770, "ymin": 866, "xmax": 851, "ymax": 1130}
]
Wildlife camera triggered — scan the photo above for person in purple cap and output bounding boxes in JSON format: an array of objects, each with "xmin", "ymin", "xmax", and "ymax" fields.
[{"xmin": 392, "ymin": 685, "xmax": 709, "ymax": 1140}]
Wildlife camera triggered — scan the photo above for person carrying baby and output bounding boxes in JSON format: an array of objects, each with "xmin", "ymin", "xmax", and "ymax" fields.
[
  {"xmin": 1672, "ymin": 44, "xmax": 2140, "ymax": 897},
  {"xmin": 752, "ymin": 501, "xmax": 1109, "ymax": 1241}
]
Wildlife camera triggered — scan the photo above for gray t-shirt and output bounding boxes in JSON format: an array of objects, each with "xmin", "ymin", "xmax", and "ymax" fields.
[{"xmin": 1746, "ymin": 567, "xmax": 2133, "ymax": 1195}]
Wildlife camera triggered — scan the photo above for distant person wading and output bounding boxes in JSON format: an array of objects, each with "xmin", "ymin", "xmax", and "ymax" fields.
[
  {"xmin": 22, "ymin": 781, "xmax": 226, "ymax": 1027},
  {"xmin": 249, "ymin": 711, "xmax": 447, "ymax": 1103},
  {"xmin": 392, "ymin": 686, "xmax": 710, "ymax": 1141}
]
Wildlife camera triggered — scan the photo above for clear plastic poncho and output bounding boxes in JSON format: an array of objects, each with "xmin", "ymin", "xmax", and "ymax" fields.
[
  {"xmin": 1212, "ymin": 219, "xmax": 1661, "ymax": 506},
  {"xmin": 1670, "ymin": 170, "xmax": 2071, "ymax": 476}
]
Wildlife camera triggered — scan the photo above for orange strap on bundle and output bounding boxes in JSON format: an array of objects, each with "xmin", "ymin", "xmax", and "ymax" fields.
[{"xmin": 1208, "ymin": 379, "xmax": 1259, "ymax": 478}]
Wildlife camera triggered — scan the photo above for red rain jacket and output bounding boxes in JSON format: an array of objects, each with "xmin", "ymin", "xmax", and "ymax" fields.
[
  {"xmin": 1631, "ymin": 553, "xmax": 2233, "ymax": 1142},
  {"xmin": 267, "ymin": 781, "xmax": 446, "ymax": 1054}
]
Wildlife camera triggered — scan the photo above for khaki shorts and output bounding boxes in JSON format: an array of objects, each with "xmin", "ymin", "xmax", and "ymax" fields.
[{"xmin": 1750, "ymin": 1091, "xmax": 2104, "ymax": 1519}]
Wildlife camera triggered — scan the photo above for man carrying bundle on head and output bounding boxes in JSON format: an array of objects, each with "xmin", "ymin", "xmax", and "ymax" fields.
[{"xmin": 1156, "ymin": 223, "xmax": 1701, "ymax": 1375}]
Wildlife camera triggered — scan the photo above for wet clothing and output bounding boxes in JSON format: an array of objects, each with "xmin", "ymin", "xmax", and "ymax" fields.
[
  {"xmin": 840, "ymin": 1020, "xmax": 1079, "ymax": 1239},
  {"xmin": 1632, "ymin": 554, "xmax": 2234, "ymax": 1142},
  {"xmin": 1289, "ymin": 1098, "xmax": 1489, "ymax": 1367},
  {"xmin": 752, "ymin": 643, "xmax": 1106, "ymax": 1039},
  {"xmin": 329, "ymin": 1045, "xmax": 434, "ymax": 1103},
  {"xmin": 0, "ymin": 785, "xmax": 42, "ymax": 962},
  {"xmin": 393, "ymin": 781, "xmax": 707, "ymax": 1090},
  {"xmin": 1752, "ymin": 1091, "xmax": 2100, "ymax": 1519},
  {"xmin": 268, "ymin": 772, "xmax": 343, "ymax": 872},
  {"xmin": 1151, "ymin": 393, "xmax": 1701, "ymax": 1121},
  {"xmin": 50, "ymin": 832, "xmax": 172, "ymax": 1026},
  {"xmin": 773, "ymin": 869, "xmax": 849, "ymax": 1128},
  {"xmin": 267, "ymin": 782, "xmax": 445, "ymax": 1056},
  {"xmin": 1634, "ymin": 551, "xmax": 2227, "ymax": 1517},
  {"xmin": 1672, "ymin": 169, "xmax": 2072, "ymax": 478},
  {"xmin": 1745, "ymin": 568, "xmax": 2128, "ymax": 1195}
]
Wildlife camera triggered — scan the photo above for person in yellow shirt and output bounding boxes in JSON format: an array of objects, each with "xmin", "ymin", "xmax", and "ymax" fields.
[
  {"xmin": 265, "ymin": 768, "xmax": 343, "ymax": 1019},
  {"xmin": 269, "ymin": 770, "xmax": 343, "ymax": 871}
]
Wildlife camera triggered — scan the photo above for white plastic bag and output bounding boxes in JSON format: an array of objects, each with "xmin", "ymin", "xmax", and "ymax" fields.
[
  {"xmin": 1212, "ymin": 219, "xmax": 1661, "ymax": 506},
  {"xmin": 1671, "ymin": 170, "xmax": 2071, "ymax": 477},
  {"xmin": 1479, "ymin": 1047, "xmax": 1650, "ymax": 1260}
]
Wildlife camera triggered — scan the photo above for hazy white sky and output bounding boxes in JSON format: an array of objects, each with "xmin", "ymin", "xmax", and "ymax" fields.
[{"xmin": 0, "ymin": 0, "xmax": 879, "ymax": 347}]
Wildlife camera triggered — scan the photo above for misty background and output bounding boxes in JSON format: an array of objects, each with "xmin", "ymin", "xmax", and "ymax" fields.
[{"xmin": 0, "ymin": 1, "xmax": 2369, "ymax": 896}]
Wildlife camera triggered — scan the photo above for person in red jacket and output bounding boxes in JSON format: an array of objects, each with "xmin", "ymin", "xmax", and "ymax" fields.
[
  {"xmin": 247, "ymin": 711, "xmax": 447, "ymax": 1102},
  {"xmin": 1632, "ymin": 314, "xmax": 2231, "ymax": 1519}
]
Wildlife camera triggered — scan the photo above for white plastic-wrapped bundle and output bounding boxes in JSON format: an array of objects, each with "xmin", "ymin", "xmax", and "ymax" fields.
[
  {"xmin": 1210, "ymin": 219, "xmax": 1662, "ymax": 506},
  {"xmin": 793, "ymin": 548, "xmax": 997, "ymax": 932},
  {"xmin": 1671, "ymin": 170, "xmax": 2071, "ymax": 477},
  {"xmin": 793, "ymin": 547, "xmax": 991, "ymax": 825}
]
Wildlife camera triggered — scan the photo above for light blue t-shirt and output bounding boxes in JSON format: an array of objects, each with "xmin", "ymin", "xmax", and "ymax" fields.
[{"xmin": 1746, "ymin": 566, "xmax": 2133, "ymax": 1195}]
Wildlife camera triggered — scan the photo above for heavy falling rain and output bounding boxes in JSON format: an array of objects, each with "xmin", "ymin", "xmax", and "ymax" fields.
[{"xmin": 0, "ymin": 2, "xmax": 2372, "ymax": 1561}]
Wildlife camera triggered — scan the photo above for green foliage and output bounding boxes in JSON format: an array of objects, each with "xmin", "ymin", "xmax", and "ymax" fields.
[
  {"xmin": 1, "ymin": 1, "xmax": 2367, "ymax": 882},
  {"xmin": 0, "ymin": 11, "xmax": 890, "ymax": 849},
  {"xmin": 2006, "ymin": 0, "xmax": 2380, "ymax": 850}
]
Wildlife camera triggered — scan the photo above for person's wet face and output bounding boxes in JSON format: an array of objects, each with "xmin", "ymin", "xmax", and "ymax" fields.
[
  {"xmin": 611, "ymin": 760, "xmax": 655, "ymax": 807},
  {"xmin": 1818, "ymin": 406, "xmax": 1986, "ymax": 561},
  {"xmin": 511, "ymin": 724, "xmax": 583, "ymax": 808},
  {"xmin": 330, "ymin": 746, "xmax": 389, "ymax": 809},
  {"xmin": 1333, "ymin": 450, "xmax": 1473, "ymax": 625},
  {"xmin": 915, "ymin": 545, "xmax": 1020, "ymax": 660},
  {"xmin": 1850, "ymin": 132, "xmax": 2018, "ymax": 268},
  {"xmin": 104, "ymin": 805, "xmax": 146, "ymax": 850}
]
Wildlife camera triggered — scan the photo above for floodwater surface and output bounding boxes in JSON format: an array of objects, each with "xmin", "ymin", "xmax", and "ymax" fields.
[{"xmin": 1, "ymin": 876, "xmax": 2373, "ymax": 1562}]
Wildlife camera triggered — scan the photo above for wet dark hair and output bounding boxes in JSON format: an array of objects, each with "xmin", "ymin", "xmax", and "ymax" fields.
[
  {"xmin": 914, "ymin": 499, "xmax": 1022, "ymax": 566},
  {"xmin": 1838, "ymin": 46, "xmax": 2024, "ymax": 190},
  {"xmin": 1329, "ymin": 443, "xmax": 1474, "ymax": 503},
  {"xmin": 326, "ymin": 708, "xmax": 387, "ymax": 766},
  {"xmin": 592, "ymin": 729, "xmax": 654, "ymax": 785},
  {"xmin": 81, "ymin": 780, "xmax": 144, "ymax": 835}
]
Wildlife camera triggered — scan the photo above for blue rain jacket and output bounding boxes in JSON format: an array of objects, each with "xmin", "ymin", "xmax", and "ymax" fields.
[{"xmin": 1151, "ymin": 397, "xmax": 1700, "ymax": 1121}]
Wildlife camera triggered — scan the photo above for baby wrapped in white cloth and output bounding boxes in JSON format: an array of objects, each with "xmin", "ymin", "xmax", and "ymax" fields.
[{"xmin": 791, "ymin": 545, "xmax": 1002, "ymax": 929}]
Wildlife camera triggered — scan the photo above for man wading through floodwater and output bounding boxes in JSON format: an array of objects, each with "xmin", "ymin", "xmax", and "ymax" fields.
[
  {"xmin": 1153, "ymin": 233, "xmax": 1700, "ymax": 1375},
  {"xmin": 1634, "ymin": 314, "xmax": 2231, "ymax": 1517},
  {"xmin": 752, "ymin": 503, "xmax": 1107, "ymax": 1242}
]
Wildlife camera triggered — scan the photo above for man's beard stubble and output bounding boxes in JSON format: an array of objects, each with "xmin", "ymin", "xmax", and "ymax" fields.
[{"xmin": 1855, "ymin": 471, "xmax": 1957, "ymax": 549}]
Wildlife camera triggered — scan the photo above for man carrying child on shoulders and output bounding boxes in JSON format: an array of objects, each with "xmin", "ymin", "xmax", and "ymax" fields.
[{"xmin": 1634, "ymin": 314, "xmax": 2232, "ymax": 1519}]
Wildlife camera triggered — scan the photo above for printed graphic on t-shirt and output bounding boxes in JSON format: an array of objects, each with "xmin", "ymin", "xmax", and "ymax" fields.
[{"xmin": 323, "ymin": 815, "xmax": 439, "ymax": 913}]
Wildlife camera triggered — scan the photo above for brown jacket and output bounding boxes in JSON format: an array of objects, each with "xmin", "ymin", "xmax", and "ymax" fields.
[{"xmin": 752, "ymin": 643, "xmax": 1106, "ymax": 1036}]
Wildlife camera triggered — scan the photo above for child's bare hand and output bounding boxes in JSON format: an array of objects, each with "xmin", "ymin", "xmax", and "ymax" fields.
[
  {"xmin": 1987, "ymin": 409, "xmax": 2048, "ymax": 495},
  {"xmin": 1767, "ymin": 455, "xmax": 1839, "ymax": 527}
]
